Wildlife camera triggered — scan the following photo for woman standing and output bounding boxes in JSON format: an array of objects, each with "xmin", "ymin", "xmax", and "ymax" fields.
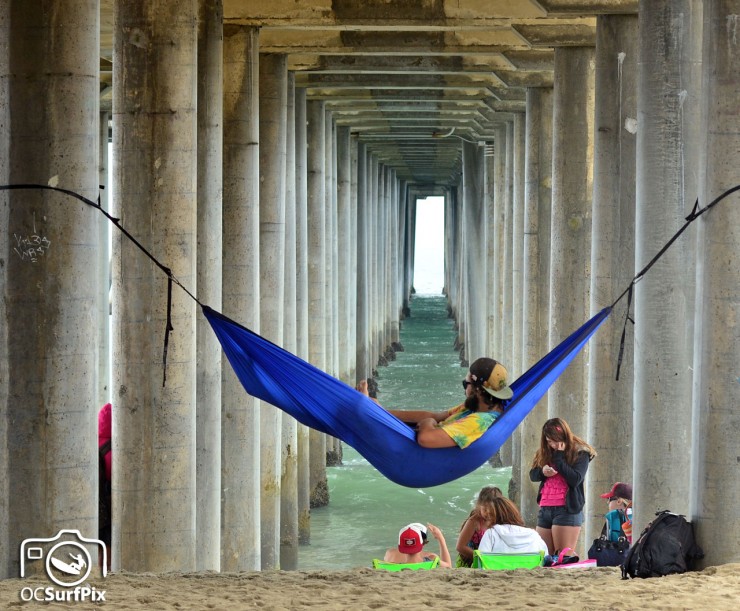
[{"xmin": 529, "ymin": 417, "xmax": 596, "ymax": 555}]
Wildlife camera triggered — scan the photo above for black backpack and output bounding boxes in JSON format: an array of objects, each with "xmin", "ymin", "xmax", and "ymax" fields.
[
  {"xmin": 621, "ymin": 510, "xmax": 704, "ymax": 579},
  {"xmin": 98, "ymin": 439, "xmax": 112, "ymax": 531}
]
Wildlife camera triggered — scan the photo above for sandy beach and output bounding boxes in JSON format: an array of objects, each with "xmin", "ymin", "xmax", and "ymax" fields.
[{"xmin": 3, "ymin": 563, "xmax": 738, "ymax": 610}]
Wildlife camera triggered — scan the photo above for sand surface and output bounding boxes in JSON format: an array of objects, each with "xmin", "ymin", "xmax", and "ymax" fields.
[{"xmin": 3, "ymin": 563, "xmax": 739, "ymax": 610}]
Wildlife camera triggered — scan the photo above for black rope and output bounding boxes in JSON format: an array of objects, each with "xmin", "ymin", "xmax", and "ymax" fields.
[
  {"xmin": 608, "ymin": 183, "xmax": 740, "ymax": 380},
  {"xmin": 1, "ymin": 183, "xmax": 204, "ymax": 385},
  {"xmin": 3, "ymin": 181, "xmax": 740, "ymax": 386},
  {"xmin": 615, "ymin": 284, "xmax": 633, "ymax": 381}
]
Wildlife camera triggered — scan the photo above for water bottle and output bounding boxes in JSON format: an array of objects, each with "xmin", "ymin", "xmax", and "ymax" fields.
[{"xmin": 626, "ymin": 507, "xmax": 633, "ymax": 521}]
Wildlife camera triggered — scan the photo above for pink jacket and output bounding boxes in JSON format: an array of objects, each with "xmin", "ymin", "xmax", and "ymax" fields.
[{"xmin": 98, "ymin": 403, "xmax": 112, "ymax": 480}]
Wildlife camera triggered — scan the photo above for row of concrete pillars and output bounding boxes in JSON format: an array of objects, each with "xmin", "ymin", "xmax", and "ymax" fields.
[
  {"xmin": 444, "ymin": 6, "xmax": 739, "ymax": 566},
  {"xmin": 1, "ymin": 1, "xmax": 738, "ymax": 576},
  {"xmin": 1, "ymin": 2, "xmax": 420, "ymax": 575}
]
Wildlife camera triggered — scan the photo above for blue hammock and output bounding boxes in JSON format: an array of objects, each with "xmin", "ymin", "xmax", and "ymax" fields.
[{"xmin": 203, "ymin": 306, "xmax": 611, "ymax": 488}]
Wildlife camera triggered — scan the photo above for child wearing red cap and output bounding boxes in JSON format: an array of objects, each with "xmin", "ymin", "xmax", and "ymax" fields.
[
  {"xmin": 600, "ymin": 482, "xmax": 633, "ymax": 543},
  {"xmin": 383, "ymin": 522, "xmax": 452, "ymax": 567}
]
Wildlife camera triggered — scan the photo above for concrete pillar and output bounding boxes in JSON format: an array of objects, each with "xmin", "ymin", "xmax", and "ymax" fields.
[
  {"xmin": 379, "ymin": 167, "xmax": 390, "ymax": 358},
  {"xmin": 586, "ymin": 14, "xmax": 637, "ymax": 544},
  {"xmin": 280, "ymin": 73, "xmax": 298, "ymax": 570},
  {"xmin": 375, "ymin": 165, "xmax": 386, "ymax": 362},
  {"xmin": 484, "ymin": 153, "xmax": 496, "ymax": 356},
  {"xmin": 348, "ymin": 136, "xmax": 359, "ymax": 383},
  {"xmin": 389, "ymin": 171, "xmax": 401, "ymax": 349},
  {"xmin": 221, "ymin": 25, "xmax": 260, "ymax": 571},
  {"xmin": 503, "ymin": 120, "xmax": 515, "ymax": 368},
  {"xmin": 98, "ymin": 111, "xmax": 111, "ymax": 407},
  {"xmin": 293, "ymin": 87, "xmax": 311, "ymax": 544},
  {"xmin": 548, "ymin": 46, "xmax": 595, "ymax": 440},
  {"xmin": 323, "ymin": 115, "xmax": 336, "ymax": 379},
  {"xmin": 456, "ymin": 186, "xmax": 467, "ymax": 356},
  {"xmin": 356, "ymin": 143, "xmax": 372, "ymax": 381},
  {"xmin": 462, "ymin": 141, "xmax": 487, "ymax": 362},
  {"xmin": 405, "ymin": 188, "xmax": 417, "ymax": 306},
  {"xmin": 258, "ymin": 53, "xmax": 287, "ymax": 569},
  {"xmin": 520, "ymin": 87, "xmax": 554, "ymax": 526},
  {"xmin": 0, "ymin": 0, "xmax": 8, "ymax": 579},
  {"xmin": 512, "ymin": 113, "xmax": 526, "ymax": 377},
  {"xmin": 306, "ymin": 100, "xmax": 328, "ymax": 507},
  {"xmin": 691, "ymin": 0, "xmax": 740, "ymax": 567},
  {"xmin": 113, "ymin": 0, "xmax": 197, "ymax": 572},
  {"xmin": 490, "ymin": 124, "xmax": 507, "ymax": 359},
  {"xmin": 500, "ymin": 120, "xmax": 515, "ymax": 467},
  {"xmin": 509, "ymin": 112, "xmax": 526, "ymax": 503},
  {"xmin": 443, "ymin": 188, "xmax": 454, "ymax": 307},
  {"xmin": 368, "ymin": 156, "xmax": 379, "ymax": 368},
  {"xmin": 449, "ymin": 188, "xmax": 463, "ymax": 344},
  {"xmin": 337, "ymin": 126, "xmax": 352, "ymax": 383},
  {"xmin": 4, "ymin": 0, "xmax": 100, "ymax": 577},
  {"xmin": 195, "ymin": 0, "xmax": 223, "ymax": 572},
  {"xmin": 327, "ymin": 119, "xmax": 342, "ymax": 463},
  {"xmin": 634, "ymin": 1, "xmax": 702, "ymax": 534}
]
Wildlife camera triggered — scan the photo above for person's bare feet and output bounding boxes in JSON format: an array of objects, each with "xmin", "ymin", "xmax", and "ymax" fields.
[
  {"xmin": 356, "ymin": 379, "xmax": 370, "ymax": 396},
  {"xmin": 356, "ymin": 379, "xmax": 381, "ymax": 405}
]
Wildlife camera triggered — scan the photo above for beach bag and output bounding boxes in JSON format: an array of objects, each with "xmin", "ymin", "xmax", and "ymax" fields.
[
  {"xmin": 588, "ymin": 535, "xmax": 630, "ymax": 566},
  {"xmin": 621, "ymin": 510, "xmax": 704, "ymax": 579},
  {"xmin": 588, "ymin": 522, "xmax": 630, "ymax": 567},
  {"xmin": 98, "ymin": 439, "xmax": 112, "ymax": 531}
]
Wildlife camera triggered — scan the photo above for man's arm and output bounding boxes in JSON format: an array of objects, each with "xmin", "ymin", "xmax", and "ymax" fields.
[
  {"xmin": 416, "ymin": 418, "xmax": 457, "ymax": 448},
  {"xmin": 387, "ymin": 409, "xmax": 450, "ymax": 424},
  {"xmin": 356, "ymin": 380, "xmax": 451, "ymax": 423}
]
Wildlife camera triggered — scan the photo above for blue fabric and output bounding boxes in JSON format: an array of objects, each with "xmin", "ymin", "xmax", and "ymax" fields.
[{"xmin": 203, "ymin": 306, "xmax": 611, "ymax": 488}]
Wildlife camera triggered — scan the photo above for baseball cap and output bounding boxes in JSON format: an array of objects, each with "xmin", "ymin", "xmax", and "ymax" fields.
[
  {"xmin": 600, "ymin": 482, "xmax": 632, "ymax": 501},
  {"xmin": 397, "ymin": 523, "xmax": 427, "ymax": 554},
  {"xmin": 469, "ymin": 358, "xmax": 514, "ymax": 401}
]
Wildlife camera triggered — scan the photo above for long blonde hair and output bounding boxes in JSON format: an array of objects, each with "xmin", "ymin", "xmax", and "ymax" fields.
[{"xmin": 531, "ymin": 417, "xmax": 596, "ymax": 468}]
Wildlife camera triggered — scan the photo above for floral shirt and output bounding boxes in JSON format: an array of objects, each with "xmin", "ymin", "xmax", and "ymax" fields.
[{"xmin": 439, "ymin": 404, "xmax": 500, "ymax": 449}]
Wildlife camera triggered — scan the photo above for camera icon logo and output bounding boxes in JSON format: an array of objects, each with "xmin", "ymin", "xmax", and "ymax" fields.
[{"xmin": 20, "ymin": 529, "xmax": 107, "ymax": 587}]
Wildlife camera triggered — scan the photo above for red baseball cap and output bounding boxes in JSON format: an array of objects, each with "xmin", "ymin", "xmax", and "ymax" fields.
[
  {"xmin": 397, "ymin": 524, "xmax": 426, "ymax": 554},
  {"xmin": 600, "ymin": 482, "xmax": 632, "ymax": 501}
]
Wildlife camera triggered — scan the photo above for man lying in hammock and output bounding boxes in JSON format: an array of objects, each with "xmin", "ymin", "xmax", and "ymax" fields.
[{"xmin": 357, "ymin": 358, "xmax": 513, "ymax": 449}]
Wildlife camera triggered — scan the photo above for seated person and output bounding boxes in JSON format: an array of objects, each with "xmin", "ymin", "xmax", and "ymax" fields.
[
  {"xmin": 600, "ymin": 482, "xmax": 633, "ymax": 543},
  {"xmin": 455, "ymin": 485, "xmax": 504, "ymax": 567},
  {"xmin": 357, "ymin": 357, "xmax": 513, "ymax": 448},
  {"xmin": 477, "ymin": 497, "xmax": 548, "ymax": 556},
  {"xmin": 383, "ymin": 522, "xmax": 452, "ymax": 568}
]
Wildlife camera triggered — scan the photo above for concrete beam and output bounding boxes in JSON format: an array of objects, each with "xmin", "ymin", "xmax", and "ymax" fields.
[{"xmin": 225, "ymin": 0, "xmax": 548, "ymax": 27}]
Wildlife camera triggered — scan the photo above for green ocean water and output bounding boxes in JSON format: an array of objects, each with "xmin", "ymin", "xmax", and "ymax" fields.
[{"xmin": 297, "ymin": 294, "xmax": 511, "ymax": 570}]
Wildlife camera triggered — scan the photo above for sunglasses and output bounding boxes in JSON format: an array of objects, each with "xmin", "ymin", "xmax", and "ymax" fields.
[
  {"xmin": 462, "ymin": 380, "xmax": 472, "ymax": 389},
  {"xmin": 608, "ymin": 496, "xmax": 619, "ymax": 502}
]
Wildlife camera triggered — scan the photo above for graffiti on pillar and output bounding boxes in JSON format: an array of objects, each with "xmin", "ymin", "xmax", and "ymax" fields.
[
  {"xmin": 13, "ymin": 232, "xmax": 51, "ymax": 263},
  {"xmin": 13, "ymin": 213, "xmax": 51, "ymax": 263}
]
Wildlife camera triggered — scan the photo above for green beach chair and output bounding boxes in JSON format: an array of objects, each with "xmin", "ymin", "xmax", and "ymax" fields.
[
  {"xmin": 372, "ymin": 557, "xmax": 440, "ymax": 571},
  {"xmin": 472, "ymin": 550, "xmax": 545, "ymax": 570}
]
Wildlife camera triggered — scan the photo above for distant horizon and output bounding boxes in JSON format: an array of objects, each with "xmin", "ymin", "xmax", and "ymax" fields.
[{"xmin": 413, "ymin": 195, "xmax": 445, "ymax": 295}]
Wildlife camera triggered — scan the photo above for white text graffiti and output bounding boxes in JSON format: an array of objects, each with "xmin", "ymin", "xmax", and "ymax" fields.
[{"xmin": 13, "ymin": 233, "xmax": 51, "ymax": 263}]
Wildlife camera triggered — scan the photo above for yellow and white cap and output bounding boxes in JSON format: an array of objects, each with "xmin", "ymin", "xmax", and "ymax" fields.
[{"xmin": 469, "ymin": 358, "xmax": 513, "ymax": 401}]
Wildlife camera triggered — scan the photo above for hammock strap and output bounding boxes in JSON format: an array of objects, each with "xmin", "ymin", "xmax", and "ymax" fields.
[
  {"xmin": 0, "ymin": 183, "xmax": 202, "ymax": 381},
  {"xmin": 615, "ymin": 284, "xmax": 634, "ymax": 381}
]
